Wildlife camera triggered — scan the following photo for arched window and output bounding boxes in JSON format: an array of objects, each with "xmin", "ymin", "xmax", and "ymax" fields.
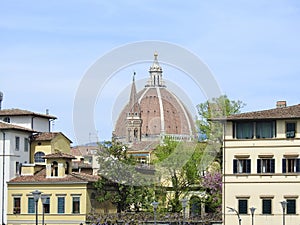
[
  {"xmin": 34, "ymin": 152, "xmax": 45, "ymax": 163},
  {"xmin": 51, "ymin": 161, "xmax": 58, "ymax": 177}
]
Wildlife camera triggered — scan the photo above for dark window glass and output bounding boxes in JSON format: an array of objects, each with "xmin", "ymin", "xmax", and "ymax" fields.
[
  {"xmin": 43, "ymin": 197, "xmax": 50, "ymax": 213},
  {"xmin": 13, "ymin": 197, "xmax": 21, "ymax": 214},
  {"xmin": 28, "ymin": 197, "xmax": 35, "ymax": 214},
  {"xmin": 24, "ymin": 138, "xmax": 29, "ymax": 152},
  {"xmin": 238, "ymin": 199, "xmax": 248, "ymax": 214},
  {"xmin": 34, "ymin": 152, "xmax": 45, "ymax": 163},
  {"xmin": 262, "ymin": 199, "xmax": 272, "ymax": 214},
  {"xmin": 72, "ymin": 197, "xmax": 80, "ymax": 213},
  {"xmin": 15, "ymin": 136, "xmax": 20, "ymax": 150},
  {"xmin": 257, "ymin": 159, "xmax": 275, "ymax": 173},
  {"xmin": 58, "ymin": 197, "xmax": 65, "ymax": 214},
  {"xmin": 286, "ymin": 122, "xmax": 296, "ymax": 138},
  {"xmin": 236, "ymin": 122, "xmax": 254, "ymax": 139},
  {"xmin": 256, "ymin": 121, "xmax": 274, "ymax": 138},
  {"xmin": 233, "ymin": 159, "xmax": 251, "ymax": 174},
  {"xmin": 282, "ymin": 158, "xmax": 300, "ymax": 173},
  {"xmin": 287, "ymin": 199, "xmax": 296, "ymax": 214}
]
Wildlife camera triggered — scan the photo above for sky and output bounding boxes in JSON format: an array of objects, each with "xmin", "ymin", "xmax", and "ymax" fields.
[{"xmin": 1, "ymin": 0, "xmax": 300, "ymax": 145}]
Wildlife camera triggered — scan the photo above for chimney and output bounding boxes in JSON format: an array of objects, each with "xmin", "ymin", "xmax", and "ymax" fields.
[
  {"xmin": 276, "ymin": 101, "xmax": 287, "ymax": 108},
  {"xmin": 0, "ymin": 91, "xmax": 3, "ymax": 110}
]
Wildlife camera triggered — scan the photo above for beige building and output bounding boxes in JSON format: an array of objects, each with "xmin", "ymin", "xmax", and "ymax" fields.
[{"xmin": 222, "ymin": 101, "xmax": 300, "ymax": 225}]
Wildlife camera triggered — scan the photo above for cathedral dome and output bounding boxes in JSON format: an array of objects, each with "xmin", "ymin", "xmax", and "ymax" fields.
[{"xmin": 113, "ymin": 53, "xmax": 195, "ymax": 144}]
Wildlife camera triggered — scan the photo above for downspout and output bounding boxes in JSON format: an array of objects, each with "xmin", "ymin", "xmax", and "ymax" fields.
[{"xmin": 1, "ymin": 131, "xmax": 5, "ymax": 225}]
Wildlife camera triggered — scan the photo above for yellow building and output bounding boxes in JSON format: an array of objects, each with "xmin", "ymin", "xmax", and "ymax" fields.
[
  {"xmin": 221, "ymin": 102, "xmax": 300, "ymax": 225},
  {"xmin": 7, "ymin": 152, "xmax": 101, "ymax": 225},
  {"xmin": 30, "ymin": 132, "xmax": 72, "ymax": 165}
]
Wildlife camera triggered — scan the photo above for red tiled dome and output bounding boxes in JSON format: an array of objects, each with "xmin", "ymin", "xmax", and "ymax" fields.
[{"xmin": 114, "ymin": 53, "xmax": 195, "ymax": 144}]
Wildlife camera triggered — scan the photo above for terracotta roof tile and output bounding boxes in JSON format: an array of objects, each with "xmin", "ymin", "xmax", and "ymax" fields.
[
  {"xmin": 8, "ymin": 168, "xmax": 99, "ymax": 183},
  {"xmin": 0, "ymin": 121, "xmax": 35, "ymax": 132},
  {"xmin": 0, "ymin": 108, "xmax": 56, "ymax": 119},
  {"xmin": 43, "ymin": 152, "xmax": 76, "ymax": 159},
  {"xmin": 226, "ymin": 104, "xmax": 300, "ymax": 121},
  {"xmin": 32, "ymin": 132, "xmax": 72, "ymax": 143}
]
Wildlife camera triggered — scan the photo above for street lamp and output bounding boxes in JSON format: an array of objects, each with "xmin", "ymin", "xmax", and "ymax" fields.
[
  {"xmin": 41, "ymin": 195, "xmax": 47, "ymax": 225},
  {"xmin": 249, "ymin": 207, "xmax": 256, "ymax": 225},
  {"xmin": 31, "ymin": 190, "xmax": 42, "ymax": 225},
  {"xmin": 151, "ymin": 201, "xmax": 159, "ymax": 225},
  {"xmin": 227, "ymin": 206, "xmax": 241, "ymax": 225},
  {"xmin": 280, "ymin": 201, "xmax": 287, "ymax": 225},
  {"xmin": 181, "ymin": 198, "xmax": 188, "ymax": 225}
]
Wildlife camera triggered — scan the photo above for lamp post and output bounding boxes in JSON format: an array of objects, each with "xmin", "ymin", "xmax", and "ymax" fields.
[
  {"xmin": 31, "ymin": 190, "xmax": 42, "ymax": 225},
  {"xmin": 249, "ymin": 207, "xmax": 256, "ymax": 225},
  {"xmin": 280, "ymin": 201, "xmax": 287, "ymax": 225},
  {"xmin": 41, "ymin": 195, "xmax": 47, "ymax": 225},
  {"xmin": 181, "ymin": 198, "xmax": 188, "ymax": 225},
  {"xmin": 151, "ymin": 201, "xmax": 159, "ymax": 225},
  {"xmin": 227, "ymin": 206, "xmax": 241, "ymax": 225}
]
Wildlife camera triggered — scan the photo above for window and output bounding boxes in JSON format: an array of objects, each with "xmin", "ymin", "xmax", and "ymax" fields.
[
  {"xmin": 262, "ymin": 199, "xmax": 272, "ymax": 214},
  {"xmin": 238, "ymin": 199, "xmax": 248, "ymax": 214},
  {"xmin": 43, "ymin": 197, "xmax": 50, "ymax": 213},
  {"xmin": 24, "ymin": 138, "xmax": 29, "ymax": 152},
  {"xmin": 256, "ymin": 121, "xmax": 275, "ymax": 138},
  {"xmin": 235, "ymin": 122, "xmax": 254, "ymax": 139},
  {"xmin": 15, "ymin": 161, "xmax": 21, "ymax": 175},
  {"xmin": 15, "ymin": 136, "xmax": 20, "ymax": 151},
  {"xmin": 13, "ymin": 197, "xmax": 21, "ymax": 214},
  {"xmin": 287, "ymin": 199, "xmax": 296, "ymax": 214},
  {"xmin": 72, "ymin": 196, "xmax": 80, "ymax": 213},
  {"xmin": 3, "ymin": 117, "xmax": 10, "ymax": 123},
  {"xmin": 28, "ymin": 197, "xmax": 35, "ymax": 214},
  {"xmin": 233, "ymin": 159, "xmax": 251, "ymax": 174},
  {"xmin": 257, "ymin": 158, "xmax": 275, "ymax": 173},
  {"xmin": 58, "ymin": 197, "xmax": 65, "ymax": 214},
  {"xmin": 34, "ymin": 152, "xmax": 45, "ymax": 163},
  {"xmin": 286, "ymin": 122, "xmax": 296, "ymax": 138},
  {"xmin": 51, "ymin": 161, "xmax": 58, "ymax": 177},
  {"xmin": 282, "ymin": 158, "xmax": 300, "ymax": 173}
]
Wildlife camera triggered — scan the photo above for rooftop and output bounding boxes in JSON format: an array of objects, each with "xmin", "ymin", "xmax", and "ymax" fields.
[
  {"xmin": 8, "ymin": 168, "xmax": 98, "ymax": 184},
  {"xmin": 226, "ymin": 104, "xmax": 300, "ymax": 121},
  {"xmin": 0, "ymin": 121, "xmax": 35, "ymax": 132},
  {"xmin": 0, "ymin": 108, "xmax": 57, "ymax": 119}
]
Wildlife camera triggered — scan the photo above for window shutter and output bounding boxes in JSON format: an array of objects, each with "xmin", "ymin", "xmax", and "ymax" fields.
[
  {"xmin": 296, "ymin": 159, "xmax": 300, "ymax": 173},
  {"xmin": 257, "ymin": 159, "xmax": 261, "ymax": 173},
  {"xmin": 233, "ymin": 159, "xmax": 237, "ymax": 174},
  {"xmin": 246, "ymin": 159, "xmax": 251, "ymax": 173},
  {"xmin": 270, "ymin": 159, "xmax": 275, "ymax": 173},
  {"xmin": 282, "ymin": 158, "xmax": 286, "ymax": 173}
]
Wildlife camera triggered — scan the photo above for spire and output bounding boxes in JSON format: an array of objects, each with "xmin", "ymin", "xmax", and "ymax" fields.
[
  {"xmin": 129, "ymin": 72, "xmax": 140, "ymax": 114},
  {"xmin": 146, "ymin": 52, "xmax": 165, "ymax": 87}
]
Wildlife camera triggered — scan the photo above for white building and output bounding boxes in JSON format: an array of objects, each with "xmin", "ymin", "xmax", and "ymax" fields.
[
  {"xmin": 222, "ymin": 101, "xmax": 300, "ymax": 225},
  {"xmin": 0, "ymin": 108, "xmax": 56, "ymax": 224}
]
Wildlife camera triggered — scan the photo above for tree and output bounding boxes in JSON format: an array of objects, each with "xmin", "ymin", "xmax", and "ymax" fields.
[
  {"xmin": 196, "ymin": 95, "xmax": 245, "ymax": 140},
  {"xmin": 94, "ymin": 141, "xmax": 154, "ymax": 213},
  {"xmin": 153, "ymin": 139, "xmax": 205, "ymax": 212}
]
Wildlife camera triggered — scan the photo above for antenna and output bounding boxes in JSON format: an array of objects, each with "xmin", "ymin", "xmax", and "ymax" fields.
[{"xmin": 0, "ymin": 91, "xmax": 3, "ymax": 110}]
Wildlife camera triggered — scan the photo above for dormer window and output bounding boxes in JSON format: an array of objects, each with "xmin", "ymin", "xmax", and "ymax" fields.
[{"xmin": 51, "ymin": 161, "xmax": 58, "ymax": 177}]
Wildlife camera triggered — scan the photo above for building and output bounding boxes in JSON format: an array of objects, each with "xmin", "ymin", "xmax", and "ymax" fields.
[
  {"xmin": 222, "ymin": 101, "xmax": 300, "ymax": 225},
  {"xmin": 0, "ymin": 108, "xmax": 56, "ymax": 224},
  {"xmin": 7, "ymin": 152, "xmax": 103, "ymax": 225},
  {"xmin": 113, "ymin": 53, "xmax": 195, "ymax": 145}
]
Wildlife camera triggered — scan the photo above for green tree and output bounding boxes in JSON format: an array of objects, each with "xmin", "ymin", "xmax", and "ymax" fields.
[
  {"xmin": 196, "ymin": 95, "xmax": 245, "ymax": 140},
  {"xmin": 94, "ymin": 141, "xmax": 154, "ymax": 213},
  {"xmin": 153, "ymin": 139, "xmax": 205, "ymax": 212}
]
